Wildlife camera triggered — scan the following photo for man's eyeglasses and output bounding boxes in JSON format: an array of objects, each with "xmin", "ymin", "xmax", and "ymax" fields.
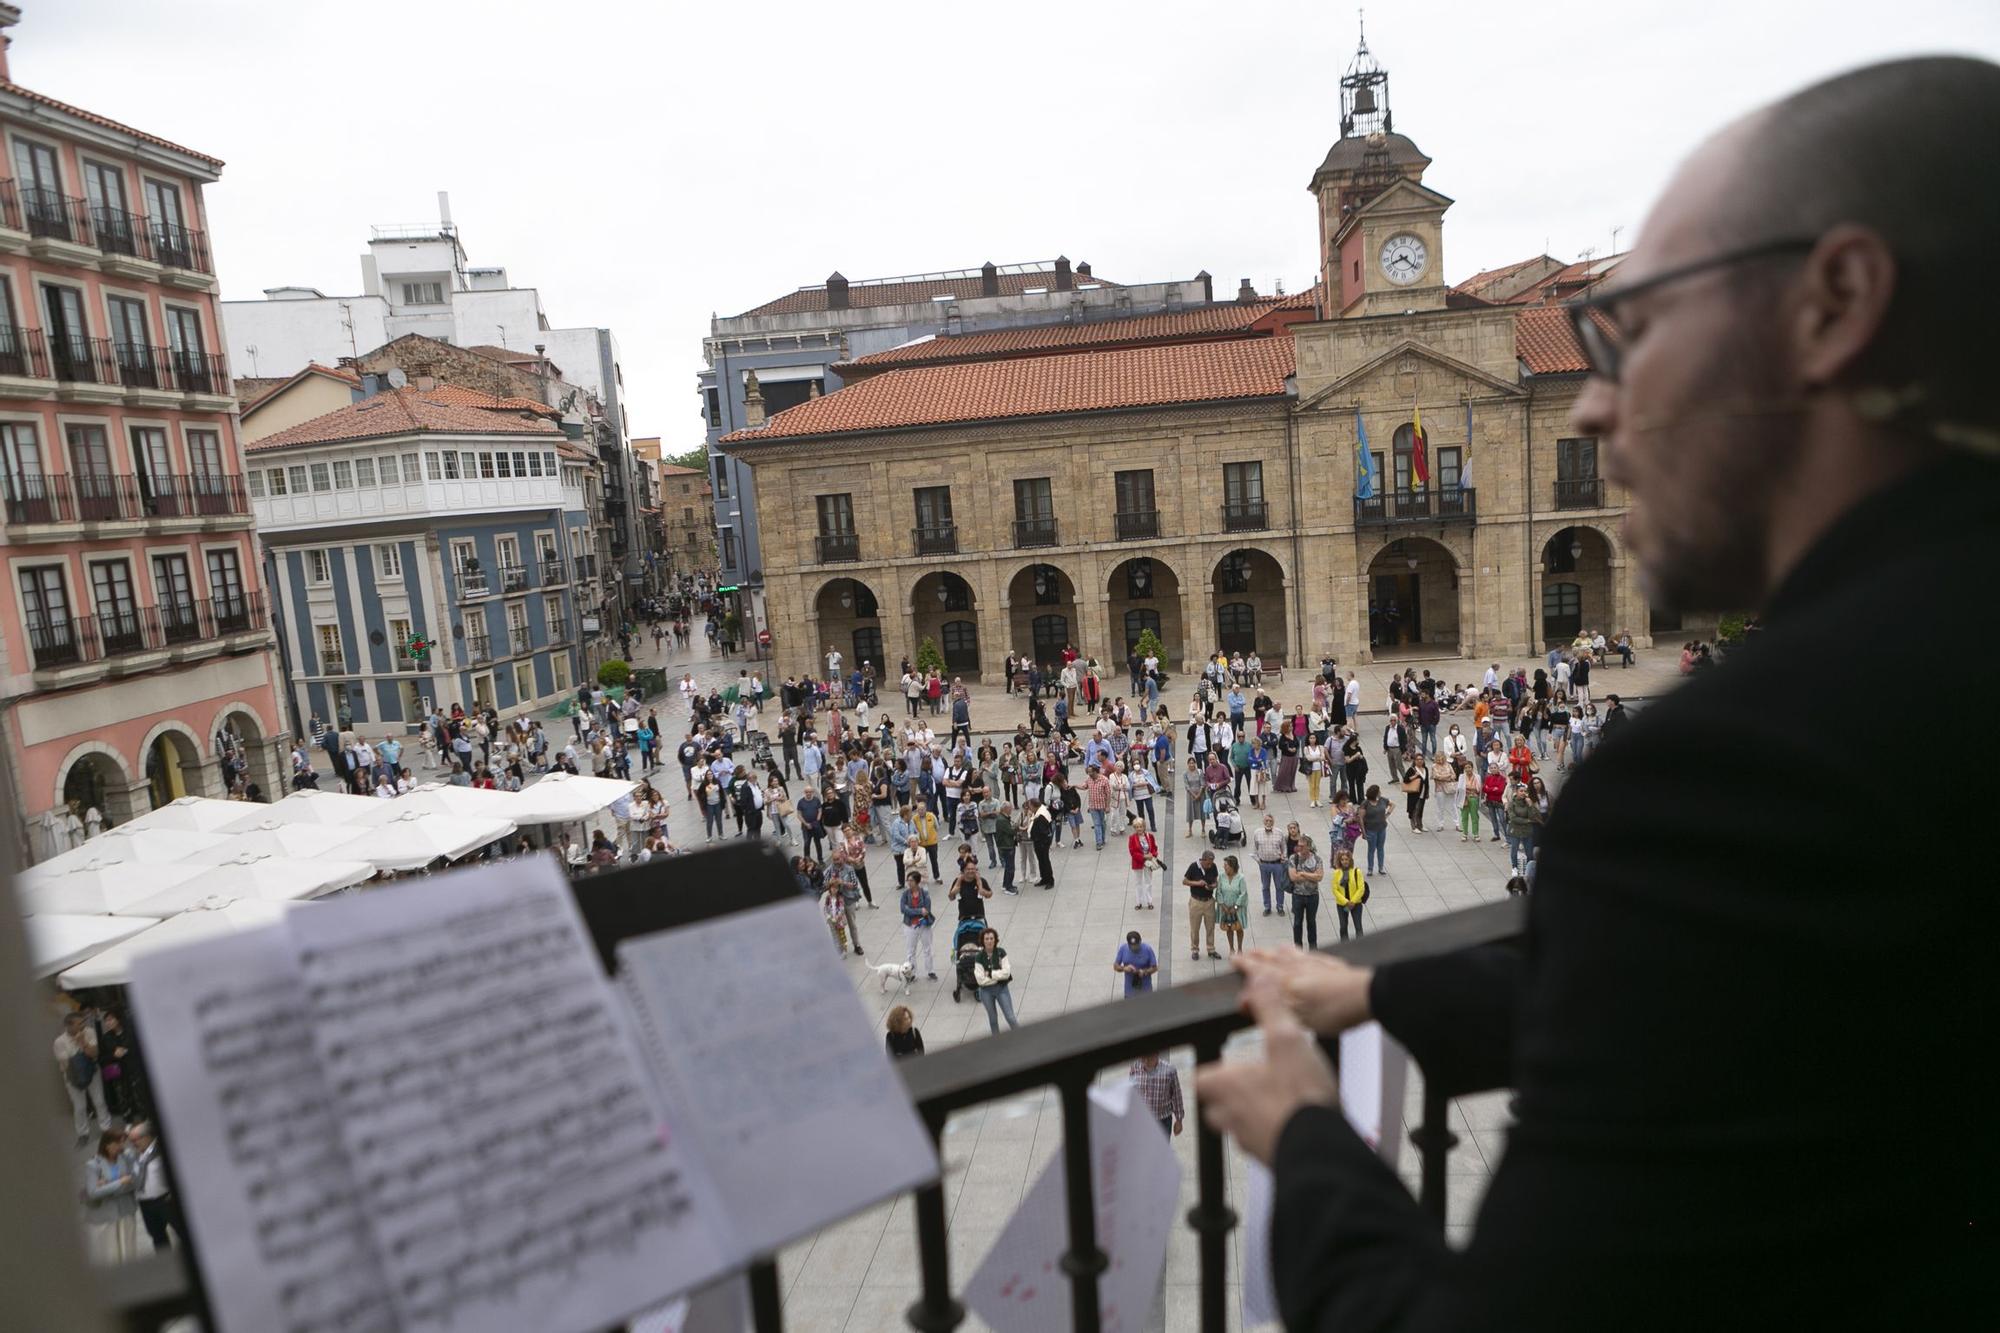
[{"xmin": 1565, "ymin": 237, "xmax": 1818, "ymax": 382}]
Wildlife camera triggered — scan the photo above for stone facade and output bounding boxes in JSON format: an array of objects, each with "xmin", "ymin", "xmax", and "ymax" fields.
[{"xmin": 352, "ymin": 333, "xmax": 547, "ymax": 403}]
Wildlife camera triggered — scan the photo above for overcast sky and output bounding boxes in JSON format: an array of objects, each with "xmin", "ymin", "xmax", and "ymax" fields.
[{"xmin": 21, "ymin": 0, "xmax": 1998, "ymax": 443}]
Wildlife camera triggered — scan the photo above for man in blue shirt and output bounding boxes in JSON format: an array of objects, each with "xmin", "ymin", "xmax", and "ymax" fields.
[
  {"xmin": 1226, "ymin": 688, "xmax": 1247, "ymax": 731},
  {"xmin": 1113, "ymin": 929, "xmax": 1160, "ymax": 996},
  {"xmin": 800, "ymin": 739, "xmax": 824, "ymax": 784}
]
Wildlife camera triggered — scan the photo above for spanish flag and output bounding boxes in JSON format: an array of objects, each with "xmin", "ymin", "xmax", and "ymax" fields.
[{"xmin": 1412, "ymin": 403, "xmax": 1431, "ymax": 485}]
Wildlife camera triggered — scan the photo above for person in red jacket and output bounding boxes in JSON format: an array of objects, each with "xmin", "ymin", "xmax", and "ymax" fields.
[
  {"xmin": 1127, "ymin": 817, "xmax": 1160, "ymax": 909},
  {"xmin": 1480, "ymin": 768, "xmax": 1507, "ymax": 842}
]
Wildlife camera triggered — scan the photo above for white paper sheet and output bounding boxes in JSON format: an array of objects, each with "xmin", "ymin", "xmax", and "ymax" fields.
[
  {"xmin": 1242, "ymin": 1022, "xmax": 1410, "ymax": 1324},
  {"xmin": 615, "ymin": 896, "xmax": 939, "ymax": 1256},
  {"xmin": 964, "ymin": 1080, "xmax": 1182, "ymax": 1333},
  {"xmin": 129, "ymin": 925, "xmax": 397, "ymax": 1333},
  {"xmin": 284, "ymin": 854, "xmax": 734, "ymax": 1333}
]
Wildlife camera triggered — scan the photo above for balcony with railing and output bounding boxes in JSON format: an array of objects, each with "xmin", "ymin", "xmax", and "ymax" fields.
[
  {"xmin": 457, "ymin": 568, "xmax": 492, "ymax": 599},
  {"xmin": 208, "ymin": 592, "xmax": 264, "ymax": 636},
  {"xmin": 0, "ymin": 472, "xmax": 250, "ymax": 528},
  {"xmin": 21, "ymin": 187, "xmax": 91, "ymax": 246},
  {"xmin": 547, "ymin": 618, "xmax": 571, "ymax": 643},
  {"xmin": 912, "ymin": 523, "xmax": 958, "ymax": 556},
  {"xmin": 537, "ymin": 559, "xmax": 569, "ymax": 587},
  {"xmin": 90, "ymin": 204, "xmax": 147, "ymax": 260},
  {"xmin": 816, "ymin": 531, "xmax": 861, "ymax": 563},
  {"xmin": 112, "ymin": 342, "xmax": 175, "ymax": 391},
  {"xmin": 148, "ymin": 219, "xmax": 214, "ymax": 275},
  {"xmin": 1354, "ymin": 486, "xmax": 1478, "ymax": 527},
  {"xmin": 1554, "ymin": 477, "xmax": 1604, "ymax": 509},
  {"xmin": 509, "ymin": 627, "xmax": 534, "ymax": 656},
  {"xmin": 1114, "ymin": 508, "xmax": 1160, "ymax": 541},
  {"xmin": 171, "ymin": 350, "xmax": 231, "ymax": 397},
  {"xmin": 0, "ymin": 325, "xmax": 49, "ymax": 379},
  {"xmin": 499, "ymin": 564, "xmax": 531, "ymax": 594},
  {"xmin": 1012, "ymin": 516, "xmax": 1059, "ymax": 549},
  {"xmin": 0, "ymin": 177, "xmax": 19, "ymax": 232},
  {"xmin": 1222, "ymin": 499, "xmax": 1268, "ymax": 532},
  {"xmin": 26, "ymin": 599, "xmax": 268, "ymax": 670},
  {"xmin": 464, "ymin": 633, "xmax": 494, "ymax": 664},
  {"xmin": 50, "ymin": 334, "xmax": 117, "ymax": 387}
]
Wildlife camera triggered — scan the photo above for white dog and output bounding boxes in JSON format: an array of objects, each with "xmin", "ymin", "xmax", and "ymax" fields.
[{"xmin": 871, "ymin": 960, "xmax": 915, "ymax": 994}]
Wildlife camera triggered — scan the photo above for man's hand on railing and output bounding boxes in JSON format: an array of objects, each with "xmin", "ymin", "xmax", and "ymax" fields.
[
  {"xmin": 1233, "ymin": 948, "xmax": 1375, "ymax": 1037},
  {"xmin": 1193, "ymin": 975, "xmax": 1339, "ymax": 1166}
]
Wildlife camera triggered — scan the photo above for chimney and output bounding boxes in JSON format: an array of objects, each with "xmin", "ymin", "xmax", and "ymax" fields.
[
  {"xmin": 980, "ymin": 261, "xmax": 999, "ymax": 297},
  {"xmin": 1054, "ymin": 256, "xmax": 1073, "ymax": 291},
  {"xmin": 1076, "ymin": 261, "xmax": 1092, "ymax": 280},
  {"xmin": 1237, "ymin": 278, "xmax": 1258, "ymax": 304},
  {"xmin": 825, "ymin": 272, "xmax": 849, "ymax": 310},
  {"xmin": 742, "ymin": 371, "xmax": 766, "ymax": 427},
  {"xmin": 1196, "ymin": 270, "xmax": 1214, "ymax": 303}
]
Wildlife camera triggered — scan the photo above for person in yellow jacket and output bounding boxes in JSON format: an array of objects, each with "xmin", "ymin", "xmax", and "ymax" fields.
[
  {"xmin": 1329, "ymin": 846, "xmax": 1368, "ymax": 940},
  {"xmin": 915, "ymin": 805, "xmax": 941, "ymax": 882}
]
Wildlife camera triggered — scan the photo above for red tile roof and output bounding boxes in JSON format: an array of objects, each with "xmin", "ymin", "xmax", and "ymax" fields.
[
  {"xmin": 237, "ymin": 362, "xmax": 364, "ymax": 414},
  {"xmin": 723, "ymin": 339, "xmax": 1295, "ymax": 444},
  {"xmin": 0, "ymin": 81, "xmax": 223, "ymax": 169},
  {"xmin": 837, "ymin": 300, "xmax": 1305, "ymax": 375},
  {"xmin": 735, "ymin": 267, "xmax": 1119, "ymax": 318},
  {"xmin": 1514, "ymin": 305, "xmax": 1617, "ymax": 375},
  {"xmin": 415, "ymin": 383, "xmax": 556, "ymax": 414},
  {"xmin": 658, "ymin": 463, "xmax": 705, "ymax": 475},
  {"xmin": 1455, "ymin": 255, "xmax": 1560, "ymax": 301},
  {"xmin": 246, "ymin": 386, "xmax": 566, "ymax": 452}
]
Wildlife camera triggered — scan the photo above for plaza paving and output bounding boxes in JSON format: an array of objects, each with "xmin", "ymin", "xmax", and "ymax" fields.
[{"xmin": 621, "ymin": 635, "xmax": 1681, "ymax": 1332}]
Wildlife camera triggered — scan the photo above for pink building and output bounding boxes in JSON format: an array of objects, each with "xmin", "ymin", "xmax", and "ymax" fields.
[{"xmin": 0, "ymin": 7, "xmax": 287, "ymax": 859}]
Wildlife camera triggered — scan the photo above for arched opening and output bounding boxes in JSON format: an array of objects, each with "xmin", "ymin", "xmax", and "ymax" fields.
[
  {"xmin": 1106, "ymin": 557, "xmax": 1182, "ymax": 668},
  {"xmin": 912, "ymin": 572, "xmax": 978, "ymax": 675},
  {"xmin": 144, "ymin": 728, "xmax": 203, "ymax": 809},
  {"xmin": 814, "ymin": 577, "xmax": 886, "ymax": 677},
  {"xmin": 1542, "ymin": 527, "xmax": 1613, "ymax": 647},
  {"xmin": 1366, "ymin": 537, "xmax": 1461, "ymax": 656},
  {"xmin": 1008, "ymin": 563, "xmax": 1078, "ymax": 672},
  {"xmin": 61, "ymin": 752, "xmax": 122, "ymax": 828},
  {"xmin": 1210, "ymin": 549, "xmax": 1287, "ymax": 663},
  {"xmin": 214, "ymin": 706, "xmax": 268, "ymax": 799}
]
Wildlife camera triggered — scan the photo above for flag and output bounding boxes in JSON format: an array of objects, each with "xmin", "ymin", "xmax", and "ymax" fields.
[
  {"xmin": 1411, "ymin": 403, "xmax": 1430, "ymax": 485},
  {"xmin": 1459, "ymin": 400, "xmax": 1473, "ymax": 490},
  {"xmin": 1354, "ymin": 409, "xmax": 1377, "ymax": 500}
]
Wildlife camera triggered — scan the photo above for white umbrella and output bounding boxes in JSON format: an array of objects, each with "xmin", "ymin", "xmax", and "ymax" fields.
[
  {"xmin": 118, "ymin": 796, "xmax": 253, "ymax": 834},
  {"xmin": 174, "ymin": 821, "xmax": 373, "ymax": 864},
  {"xmin": 322, "ymin": 810, "xmax": 516, "ymax": 873},
  {"xmin": 17, "ymin": 860, "xmax": 210, "ymax": 917},
  {"xmin": 506, "ymin": 772, "xmax": 638, "ymax": 823},
  {"xmin": 24, "ymin": 914, "xmax": 152, "ymax": 979},
  {"xmin": 350, "ymin": 783, "xmax": 530, "ymax": 825},
  {"xmin": 57, "ymin": 899, "xmax": 309, "ymax": 989},
  {"xmin": 117, "ymin": 854, "xmax": 375, "ymax": 917},
  {"xmin": 215, "ymin": 789, "xmax": 384, "ymax": 832},
  {"xmin": 24, "ymin": 827, "xmax": 233, "ymax": 882}
]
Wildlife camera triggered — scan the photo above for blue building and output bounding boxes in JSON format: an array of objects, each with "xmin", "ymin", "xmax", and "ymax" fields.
[{"xmin": 245, "ymin": 384, "xmax": 598, "ymax": 733}]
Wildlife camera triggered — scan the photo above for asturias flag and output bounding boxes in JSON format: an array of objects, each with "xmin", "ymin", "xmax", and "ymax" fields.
[
  {"xmin": 1412, "ymin": 403, "xmax": 1430, "ymax": 485},
  {"xmin": 1355, "ymin": 409, "xmax": 1377, "ymax": 500}
]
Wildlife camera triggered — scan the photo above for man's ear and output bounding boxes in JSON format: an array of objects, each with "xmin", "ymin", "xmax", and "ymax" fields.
[{"xmin": 1792, "ymin": 223, "xmax": 1897, "ymax": 388}]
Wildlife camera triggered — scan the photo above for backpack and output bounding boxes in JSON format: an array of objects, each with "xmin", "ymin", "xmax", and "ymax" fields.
[{"xmin": 66, "ymin": 1049, "xmax": 96, "ymax": 1089}]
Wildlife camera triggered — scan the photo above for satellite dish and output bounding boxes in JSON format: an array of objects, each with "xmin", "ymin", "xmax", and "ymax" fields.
[{"xmin": 386, "ymin": 368, "xmax": 408, "ymax": 388}]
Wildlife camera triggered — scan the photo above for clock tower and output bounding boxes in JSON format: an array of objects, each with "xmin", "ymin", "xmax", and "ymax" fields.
[{"xmin": 1309, "ymin": 27, "xmax": 1454, "ymax": 317}]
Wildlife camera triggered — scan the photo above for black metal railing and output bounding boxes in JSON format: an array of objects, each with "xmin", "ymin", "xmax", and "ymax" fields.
[
  {"xmin": 209, "ymin": 592, "xmax": 263, "ymax": 635},
  {"xmin": 1222, "ymin": 500, "xmax": 1268, "ymax": 532},
  {"xmin": 73, "ymin": 472, "xmax": 125, "ymax": 521},
  {"xmin": 2, "ymin": 471, "xmax": 69, "ymax": 524},
  {"xmin": 816, "ymin": 532, "xmax": 861, "ymax": 563},
  {"xmin": 1013, "ymin": 516, "xmax": 1059, "ymax": 548},
  {"xmin": 1355, "ymin": 486, "xmax": 1477, "ymax": 526},
  {"xmin": 50, "ymin": 334, "xmax": 117, "ymax": 386},
  {"xmin": 318, "ymin": 651, "xmax": 347, "ymax": 675},
  {"xmin": 172, "ymin": 350, "xmax": 230, "ymax": 396},
  {"xmin": 394, "ymin": 648, "xmax": 426, "ymax": 673},
  {"xmin": 87, "ymin": 609, "xmax": 151, "ymax": 658},
  {"xmin": 1114, "ymin": 509, "xmax": 1160, "ymax": 541},
  {"xmin": 499, "ymin": 564, "xmax": 530, "ymax": 593},
  {"xmin": 0, "ymin": 177, "xmax": 19, "ymax": 231},
  {"xmin": 537, "ymin": 560, "xmax": 568, "ymax": 586},
  {"xmin": 510, "ymin": 627, "xmax": 534, "ymax": 655},
  {"xmin": 0, "ymin": 324, "xmax": 49, "ymax": 378},
  {"xmin": 26, "ymin": 618, "xmax": 85, "ymax": 668},
  {"xmin": 113, "ymin": 342, "xmax": 174, "ymax": 389},
  {"xmin": 464, "ymin": 634, "xmax": 494, "ymax": 663},
  {"xmin": 458, "ymin": 570, "xmax": 491, "ymax": 598},
  {"xmin": 21, "ymin": 187, "xmax": 91, "ymax": 245},
  {"xmin": 158, "ymin": 600, "xmax": 204, "ymax": 646},
  {"xmin": 547, "ymin": 618, "xmax": 571, "ymax": 642},
  {"xmin": 1554, "ymin": 477, "xmax": 1603, "ymax": 509},
  {"xmin": 0, "ymin": 472, "xmax": 247, "ymax": 523},
  {"xmin": 91, "ymin": 204, "xmax": 147, "ymax": 258},
  {"xmin": 149, "ymin": 219, "xmax": 213, "ymax": 274},
  {"xmin": 577, "ymin": 554, "xmax": 598, "ymax": 580},
  {"xmin": 912, "ymin": 524, "xmax": 957, "ymax": 556}
]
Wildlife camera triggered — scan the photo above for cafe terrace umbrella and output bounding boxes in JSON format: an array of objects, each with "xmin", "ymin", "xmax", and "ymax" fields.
[
  {"xmin": 23, "ymin": 827, "xmax": 232, "ymax": 882},
  {"xmin": 214, "ymin": 789, "xmax": 384, "ymax": 832},
  {"xmin": 17, "ymin": 860, "xmax": 209, "ymax": 917},
  {"xmin": 504, "ymin": 771, "xmax": 638, "ymax": 824},
  {"xmin": 322, "ymin": 810, "xmax": 516, "ymax": 873},
  {"xmin": 117, "ymin": 854, "xmax": 374, "ymax": 917},
  {"xmin": 56, "ymin": 899, "xmax": 310, "ymax": 989},
  {"xmin": 24, "ymin": 914, "xmax": 152, "ymax": 979},
  {"xmin": 349, "ymin": 783, "xmax": 530, "ymax": 825},
  {"xmin": 174, "ymin": 822, "xmax": 374, "ymax": 864},
  {"xmin": 117, "ymin": 796, "xmax": 254, "ymax": 835}
]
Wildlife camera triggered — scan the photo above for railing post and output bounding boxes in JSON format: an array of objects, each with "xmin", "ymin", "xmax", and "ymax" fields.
[
  {"xmin": 1058, "ymin": 1076, "xmax": 1109, "ymax": 1332},
  {"xmin": 1410, "ymin": 1079, "xmax": 1458, "ymax": 1226},
  {"xmin": 906, "ymin": 1110, "xmax": 965, "ymax": 1332},
  {"xmin": 1187, "ymin": 1035, "xmax": 1237, "ymax": 1333}
]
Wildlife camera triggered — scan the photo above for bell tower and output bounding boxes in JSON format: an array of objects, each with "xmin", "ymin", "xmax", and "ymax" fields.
[{"xmin": 1309, "ymin": 23, "xmax": 1450, "ymax": 316}]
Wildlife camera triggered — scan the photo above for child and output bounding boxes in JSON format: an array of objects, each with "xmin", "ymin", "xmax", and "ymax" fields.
[{"xmin": 884, "ymin": 1005, "xmax": 925, "ymax": 1059}]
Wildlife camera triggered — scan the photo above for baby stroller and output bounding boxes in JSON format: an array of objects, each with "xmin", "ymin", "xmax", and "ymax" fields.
[
  {"xmin": 950, "ymin": 917, "xmax": 987, "ymax": 1002},
  {"xmin": 747, "ymin": 729, "xmax": 774, "ymax": 771},
  {"xmin": 1209, "ymin": 794, "xmax": 1245, "ymax": 847}
]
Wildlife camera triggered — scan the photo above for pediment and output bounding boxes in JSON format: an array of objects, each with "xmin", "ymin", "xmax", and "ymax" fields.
[
  {"xmin": 1352, "ymin": 178, "xmax": 1454, "ymax": 220},
  {"xmin": 1295, "ymin": 338, "xmax": 1523, "ymax": 412}
]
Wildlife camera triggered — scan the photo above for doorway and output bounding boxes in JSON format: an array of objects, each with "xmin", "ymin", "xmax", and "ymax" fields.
[
  {"xmin": 941, "ymin": 620, "xmax": 979, "ymax": 674},
  {"xmin": 1370, "ymin": 573, "xmax": 1422, "ymax": 647},
  {"xmin": 472, "ymin": 671, "xmax": 496, "ymax": 712}
]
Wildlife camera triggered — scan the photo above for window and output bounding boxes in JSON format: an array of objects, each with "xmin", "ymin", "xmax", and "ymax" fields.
[
  {"xmin": 1216, "ymin": 602, "xmax": 1256, "ymax": 654},
  {"xmin": 816, "ymin": 493, "xmax": 855, "ymax": 535},
  {"xmin": 720, "ymin": 525, "xmax": 739, "ymax": 568},
  {"xmin": 1436, "ymin": 446, "xmax": 1462, "ymax": 491},
  {"xmin": 1124, "ymin": 608, "xmax": 1162, "ymax": 653},
  {"xmin": 914, "ymin": 485, "xmax": 953, "ymax": 533},
  {"xmin": 495, "ymin": 451, "xmax": 512, "ymax": 479},
  {"xmin": 107, "ymin": 295, "xmax": 149, "ymax": 370},
  {"xmin": 400, "ymin": 281, "xmax": 445, "ymax": 305},
  {"xmin": 513, "ymin": 451, "xmax": 528, "ymax": 476},
  {"xmin": 90, "ymin": 559, "xmax": 142, "ymax": 651},
  {"xmin": 375, "ymin": 544, "xmax": 402, "ymax": 579},
  {"xmin": 19, "ymin": 564, "xmax": 72, "ymax": 662},
  {"xmin": 186, "ymin": 428, "xmax": 224, "ymax": 483},
  {"xmin": 247, "ymin": 470, "xmax": 265, "ymax": 498},
  {"xmin": 1, "ymin": 420, "xmax": 43, "ymax": 485},
  {"xmin": 1557, "ymin": 437, "xmax": 1598, "ymax": 479},
  {"xmin": 939, "ymin": 576, "xmax": 972, "ymax": 612},
  {"xmin": 712, "ymin": 453, "xmax": 730, "ymax": 500},
  {"xmin": 305, "ymin": 549, "xmax": 331, "ymax": 585},
  {"xmin": 1030, "ymin": 614, "xmax": 1068, "ymax": 664},
  {"xmin": 1114, "ymin": 469, "xmax": 1156, "ymax": 514},
  {"xmin": 332, "ymin": 459, "xmax": 353, "ymax": 488},
  {"xmin": 129, "ymin": 426, "xmax": 173, "ymax": 512},
  {"xmin": 1014, "ymin": 477, "xmax": 1053, "ymax": 522},
  {"xmin": 450, "ymin": 540, "xmax": 478, "ymax": 578},
  {"xmin": 152, "ymin": 553, "xmax": 196, "ymax": 639},
  {"xmin": 1224, "ymin": 462, "xmax": 1264, "ymax": 507},
  {"xmin": 375, "ymin": 455, "xmax": 396, "ymax": 485},
  {"xmin": 403, "ymin": 453, "xmax": 420, "ymax": 482},
  {"xmin": 940, "ymin": 620, "xmax": 978, "ymax": 672},
  {"xmin": 496, "ymin": 536, "xmax": 521, "ymax": 574},
  {"xmin": 287, "ymin": 465, "xmax": 308, "ymax": 495},
  {"xmin": 478, "ymin": 452, "xmax": 495, "ymax": 479},
  {"xmin": 544, "ymin": 594, "xmax": 565, "ymax": 632},
  {"xmin": 426, "ymin": 452, "xmax": 444, "ymax": 481},
  {"xmin": 1391, "ymin": 423, "xmax": 1418, "ymax": 493},
  {"xmin": 206, "ymin": 549, "xmax": 244, "ymax": 608},
  {"xmin": 527, "ymin": 451, "xmax": 542, "ymax": 477},
  {"xmin": 317, "ymin": 623, "xmax": 344, "ymax": 671},
  {"xmin": 762, "ymin": 378, "xmax": 823, "ymax": 415},
  {"xmin": 682, "ymin": 506, "xmax": 694, "ymax": 522},
  {"xmin": 264, "ymin": 467, "xmax": 286, "ymax": 496},
  {"xmin": 705, "ymin": 387, "xmax": 722, "ymax": 428},
  {"xmin": 1124, "ymin": 560, "xmax": 1155, "ymax": 600},
  {"xmin": 309, "ymin": 462, "xmax": 331, "ymax": 492},
  {"xmin": 354, "ymin": 457, "xmax": 376, "ymax": 487},
  {"xmin": 441, "ymin": 451, "xmax": 460, "ymax": 480},
  {"xmin": 536, "ymin": 533, "xmax": 559, "ymax": 568},
  {"xmin": 390, "ymin": 617, "xmax": 413, "ymax": 659},
  {"xmin": 543, "ymin": 450, "xmax": 557, "ymax": 475},
  {"xmin": 1542, "ymin": 582, "xmax": 1583, "ymax": 641},
  {"xmin": 1218, "ymin": 552, "xmax": 1251, "ymax": 594}
]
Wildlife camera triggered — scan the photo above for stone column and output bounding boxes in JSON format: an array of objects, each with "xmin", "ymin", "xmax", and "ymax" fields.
[{"xmin": 104, "ymin": 777, "xmax": 152, "ymax": 826}]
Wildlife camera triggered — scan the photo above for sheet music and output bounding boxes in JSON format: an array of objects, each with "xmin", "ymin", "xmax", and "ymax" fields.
[
  {"xmin": 128, "ymin": 926, "xmax": 396, "ymax": 1333},
  {"xmin": 287, "ymin": 854, "xmax": 734, "ymax": 1333},
  {"xmin": 616, "ymin": 896, "xmax": 938, "ymax": 1255}
]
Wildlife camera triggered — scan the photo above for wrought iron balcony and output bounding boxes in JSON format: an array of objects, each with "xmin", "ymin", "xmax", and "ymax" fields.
[
  {"xmin": 172, "ymin": 350, "xmax": 230, "ymax": 396},
  {"xmin": 50, "ymin": 334, "xmax": 116, "ymax": 386},
  {"xmin": 1114, "ymin": 508, "xmax": 1160, "ymax": 541},
  {"xmin": 2, "ymin": 472, "xmax": 69, "ymax": 524},
  {"xmin": 510, "ymin": 627, "xmax": 534, "ymax": 655},
  {"xmin": 113, "ymin": 342, "xmax": 175, "ymax": 390},
  {"xmin": 158, "ymin": 601, "xmax": 205, "ymax": 647},
  {"xmin": 816, "ymin": 532, "xmax": 861, "ymax": 563},
  {"xmin": 1554, "ymin": 477, "xmax": 1604, "ymax": 509},
  {"xmin": 0, "ymin": 177, "xmax": 19, "ymax": 231},
  {"xmin": 0, "ymin": 324, "xmax": 48, "ymax": 378},
  {"xmin": 464, "ymin": 634, "xmax": 495, "ymax": 664},
  {"xmin": 0, "ymin": 472, "xmax": 247, "ymax": 525},
  {"xmin": 1354, "ymin": 486, "xmax": 1477, "ymax": 527},
  {"xmin": 1222, "ymin": 500, "xmax": 1268, "ymax": 532},
  {"xmin": 537, "ymin": 559, "xmax": 568, "ymax": 586},
  {"xmin": 209, "ymin": 592, "xmax": 264, "ymax": 636},
  {"xmin": 499, "ymin": 564, "xmax": 531, "ymax": 593},
  {"xmin": 547, "ymin": 618, "xmax": 571, "ymax": 643},
  {"xmin": 149, "ymin": 219, "xmax": 213, "ymax": 274},
  {"xmin": 458, "ymin": 570, "xmax": 491, "ymax": 598},
  {"xmin": 91, "ymin": 204, "xmax": 148, "ymax": 259},
  {"xmin": 912, "ymin": 523, "xmax": 958, "ymax": 556},
  {"xmin": 1012, "ymin": 516, "xmax": 1059, "ymax": 549},
  {"xmin": 21, "ymin": 187, "xmax": 90, "ymax": 245}
]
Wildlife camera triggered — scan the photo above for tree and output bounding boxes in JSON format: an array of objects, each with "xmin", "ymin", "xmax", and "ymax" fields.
[
  {"xmin": 1133, "ymin": 627, "xmax": 1167, "ymax": 666},
  {"xmin": 665, "ymin": 445, "xmax": 709, "ymax": 472},
  {"xmin": 597, "ymin": 659, "xmax": 631, "ymax": 688},
  {"xmin": 915, "ymin": 636, "xmax": 946, "ymax": 674}
]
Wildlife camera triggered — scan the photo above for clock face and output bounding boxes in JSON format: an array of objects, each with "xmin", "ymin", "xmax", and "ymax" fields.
[{"xmin": 1379, "ymin": 232, "xmax": 1429, "ymax": 286}]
